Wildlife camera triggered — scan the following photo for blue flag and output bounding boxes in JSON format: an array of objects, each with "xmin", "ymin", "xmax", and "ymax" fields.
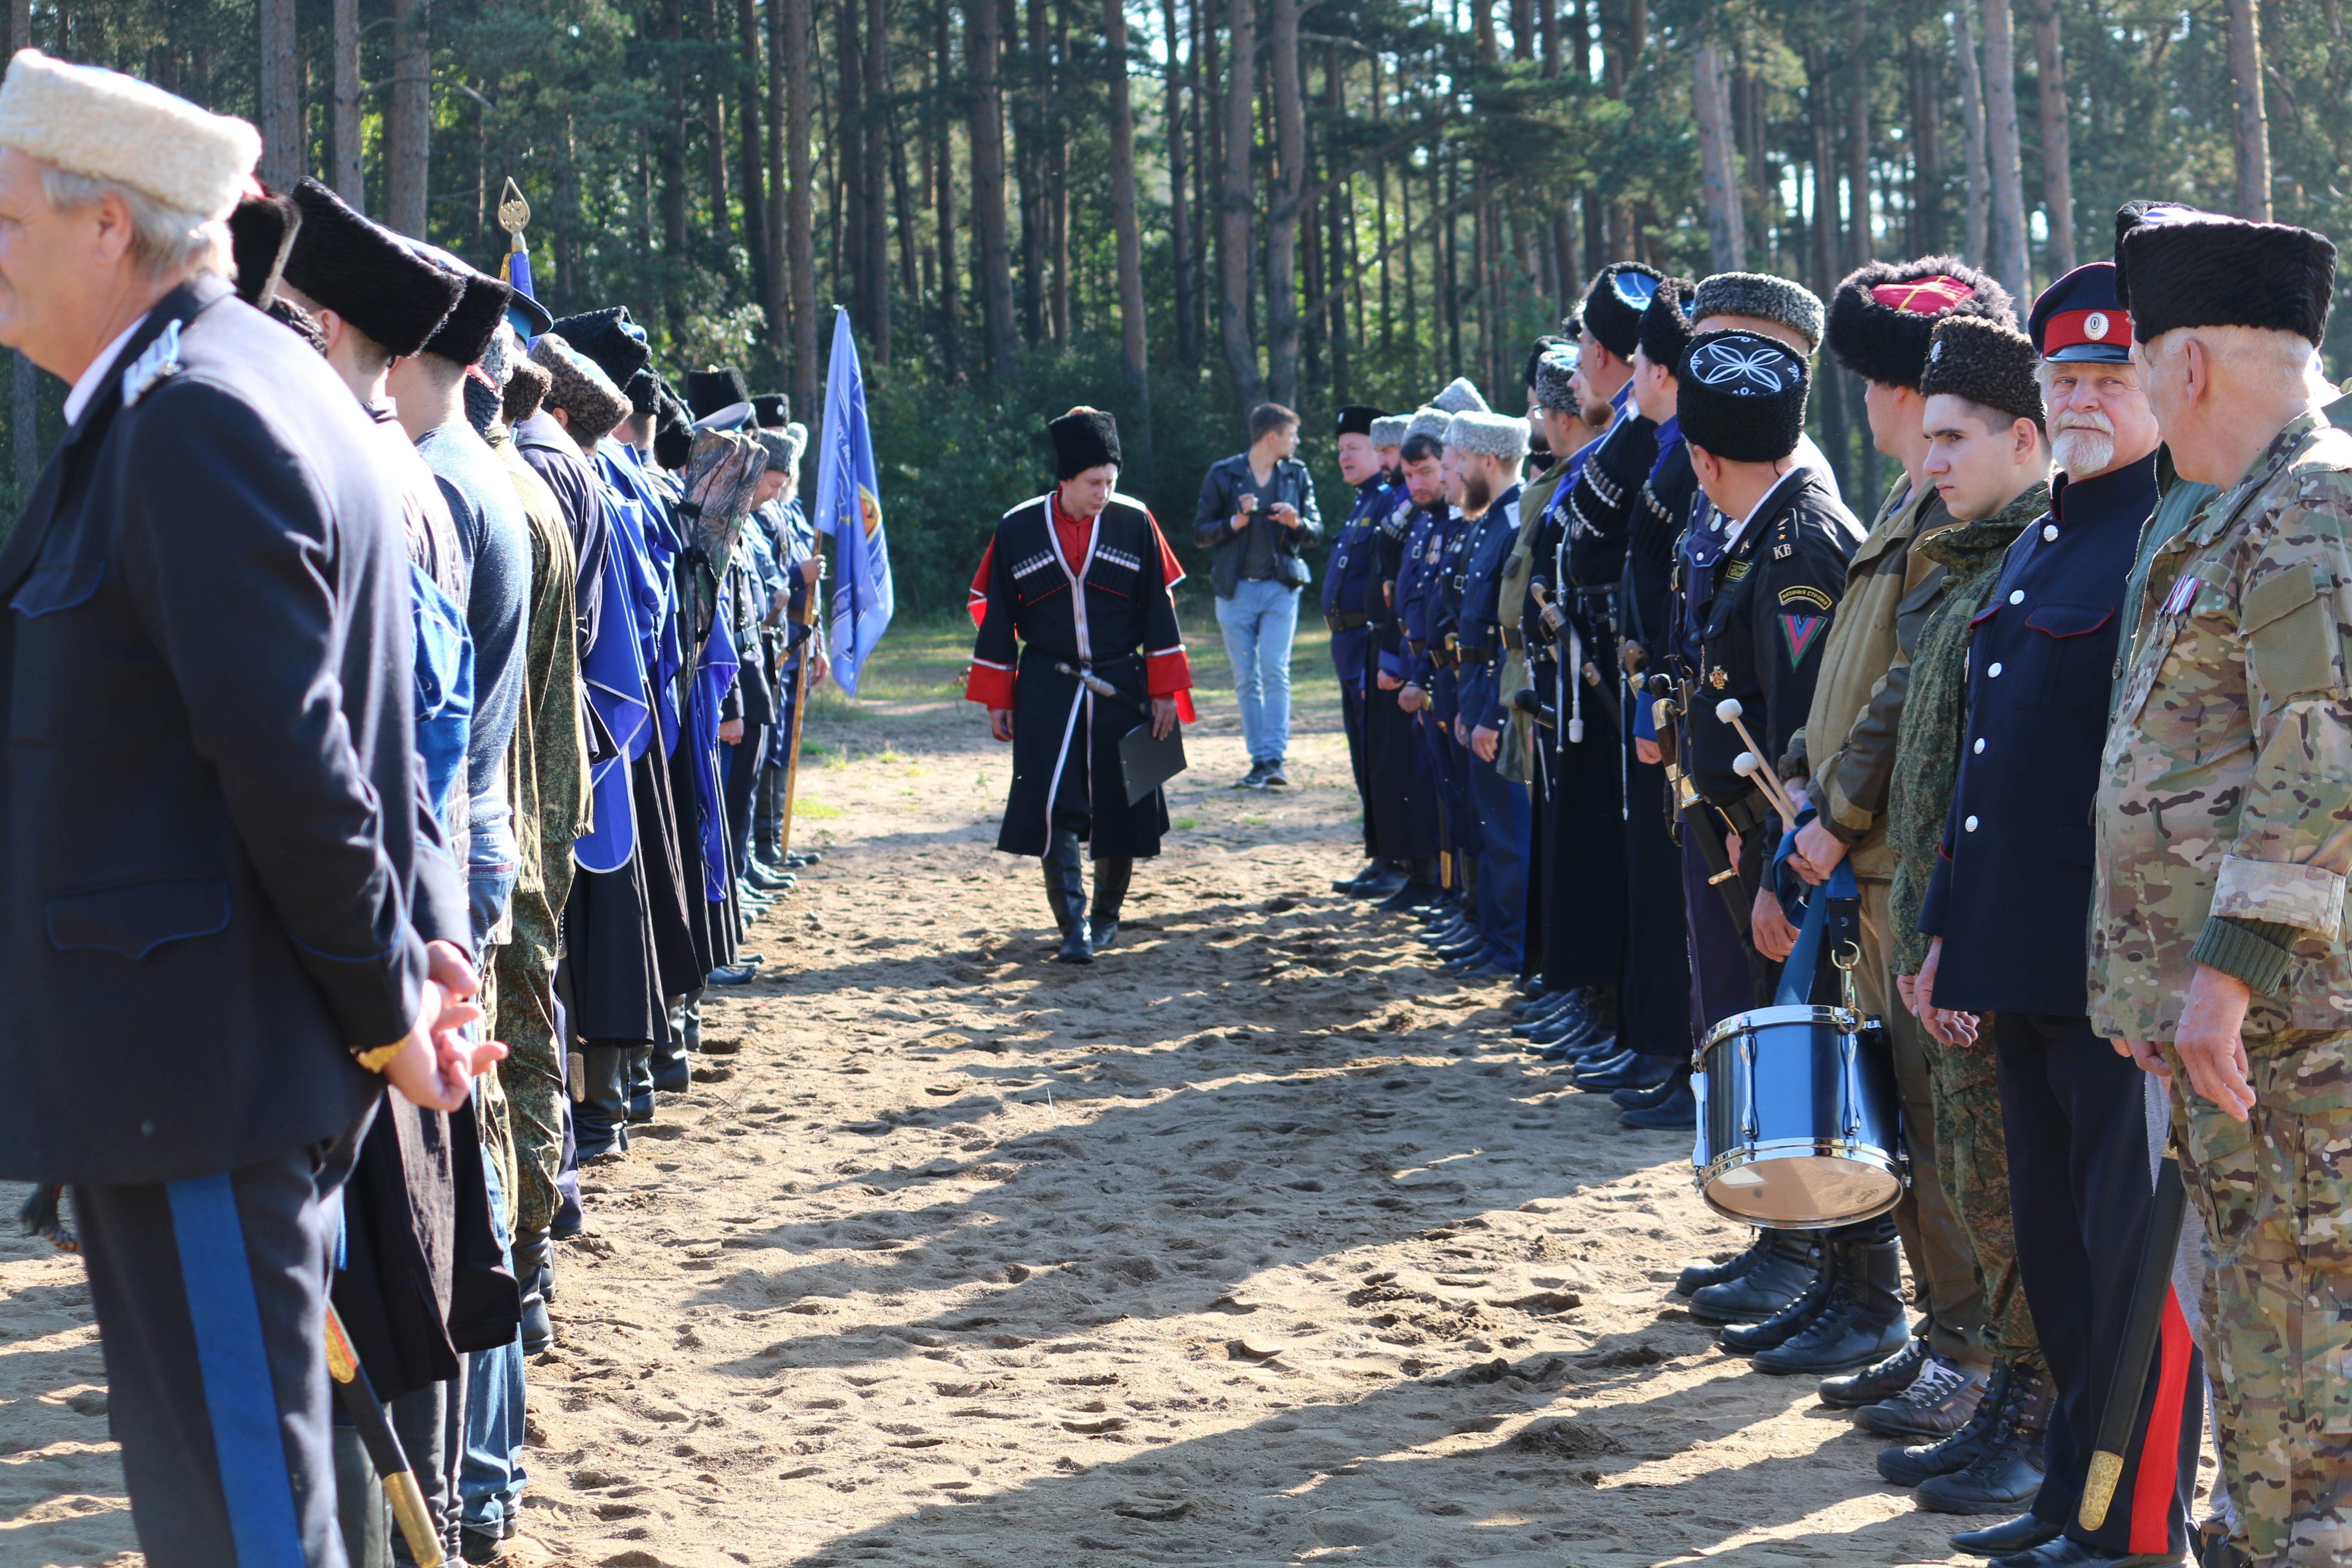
[{"xmin": 813, "ymin": 308, "xmax": 894, "ymax": 697}]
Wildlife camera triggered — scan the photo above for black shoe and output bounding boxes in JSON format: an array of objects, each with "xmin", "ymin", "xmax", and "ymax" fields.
[
  {"xmin": 1753, "ymin": 1235, "xmax": 1910, "ymax": 1375},
  {"xmin": 1878, "ymin": 1360, "xmax": 2020, "ymax": 1486},
  {"xmin": 1376, "ymin": 880, "xmax": 1443, "ymax": 913},
  {"xmin": 1950, "ymin": 1513, "xmax": 2063, "ymax": 1559},
  {"xmin": 1431, "ymin": 934, "xmax": 1487, "ymax": 963},
  {"xmin": 1234, "ymin": 761, "xmax": 1270, "ymax": 790},
  {"xmin": 1912, "ymin": 1365, "xmax": 2050, "ymax": 1515},
  {"xmin": 707, "ymin": 964, "xmax": 759, "ymax": 986},
  {"xmin": 1677, "ymin": 1232, "xmax": 1765, "ymax": 1298},
  {"xmin": 652, "ymin": 1055, "xmax": 692, "ymax": 1093},
  {"xmin": 1442, "ymin": 952, "xmax": 1506, "ymax": 977},
  {"xmin": 1537, "ymin": 1035, "xmax": 1620, "ymax": 1066},
  {"xmin": 1262, "ymin": 759, "xmax": 1290, "ymax": 787},
  {"xmin": 746, "ymin": 862, "xmax": 796, "ymax": 891},
  {"xmin": 785, "ymin": 850, "xmax": 822, "ymax": 867},
  {"xmin": 1578, "ymin": 1051, "xmax": 1678, "ymax": 1093},
  {"xmin": 1613, "ymin": 1068, "xmax": 1688, "ymax": 1111},
  {"xmin": 460, "ymin": 1524, "xmax": 506, "ymax": 1564},
  {"xmin": 1819, "ymin": 1335, "xmax": 1930, "ymax": 1409},
  {"xmin": 1421, "ymin": 917, "xmax": 1473, "ymax": 946},
  {"xmin": 511, "ymin": 1228, "xmax": 554, "ymax": 1357},
  {"xmin": 1569, "ymin": 1049, "xmax": 1637, "ymax": 1086},
  {"xmin": 1693, "ymin": 1229, "xmax": 1817, "ymax": 1325},
  {"xmin": 1090, "ymin": 856, "xmax": 1133, "ymax": 951},
  {"xmin": 1856, "ymin": 1354, "xmax": 1988, "ymax": 1439},
  {"xmin": 1332, "ymin": 862, "xmax": 1385, "ymax": 893},
  {"xmin": 1349, "ymin": 868, "xmax": 1407, "ymax": 900},
  {"xmin": 1993, "ymin": 1541, "xmax": 2184, "ymax": 1568},
  {"xmin": 1617, "ymin": 1078, "xmax": 1697, "ymax": 1129}
]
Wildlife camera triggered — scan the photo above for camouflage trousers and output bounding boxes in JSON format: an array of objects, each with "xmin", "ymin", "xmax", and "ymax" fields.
[
  {"xmin": 1919, "ymin": 1026, "xmax": 2041, "ymax": 1368},
  {"xmin": 493, "ymin": 897, "xmax": 567, "ymax": 1238},
  {"xmin": 2169, "ymin": 1030, "xmax": 2352, "ymax": 1567}
]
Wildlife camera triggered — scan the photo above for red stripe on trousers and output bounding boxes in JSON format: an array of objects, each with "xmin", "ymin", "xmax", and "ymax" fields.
[{"xmin": 2127, "ymin": 1289, "xmax": 2195, "ymax": 1556}]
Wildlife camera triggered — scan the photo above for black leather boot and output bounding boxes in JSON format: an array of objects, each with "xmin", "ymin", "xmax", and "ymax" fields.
[
  {"xmin": 1692, "ymin": 1228, "xmax": 1818, "ymax": 1325},
  {"xmin": 1818, "ymin": 1334, "xmax": 1930, "ymax": 1408},
  {"xmin": 1913, "ymin": 1364, "xmax": 2050, "ymax": 1514},
  {"xmin": 1754, "ymin": 1234, "xmax": 1910, "ymax": 1374},
  {"xmin": 1949, "ymin": 1512, "xmax": 2063, "ymax": 1558},
  {"xmin": 1676, "ymin": 1231, "xmax": 1768, "ymax": 1298},
  {"xmin": 1041, "ymin": 832, "xmax": 1092, "ymax": 963},
  {"xmin": 1878, "ymin": 1360, "xmax": 2015, "ymax": 1486},
  {"xmin": 574, "ymin": 1044, "xmax": 631, "ymax": 1158},
  {"xmin": 1090, "ymin": 856, "xmax": 1133, "ymax": 950},
  {"xmin": 511, "ymin": 1227, "xmax": 554, "ymax": 1357},
  {"xmin": 1718, "ymin": 1233, "xmax": 1831, "ymax": 1351}
]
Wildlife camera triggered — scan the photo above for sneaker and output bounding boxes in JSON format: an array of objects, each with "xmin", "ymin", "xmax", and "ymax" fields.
[
  {"xmin": 1853, "ymin": 1351, "xmax": 1986, "ymax": 1439},
  {"xmin": 1233, "ymin": 760, "xmax": 1270, "ymax": 790},
  {"xmin": 1262, "ymin": 758, "xmax": 1290, "ymax": 787}
]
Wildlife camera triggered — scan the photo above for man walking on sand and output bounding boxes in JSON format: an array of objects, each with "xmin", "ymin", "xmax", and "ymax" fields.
[{"xmin": 1194, "ymin": 402, "xmax": 1321, "ymax": 789}]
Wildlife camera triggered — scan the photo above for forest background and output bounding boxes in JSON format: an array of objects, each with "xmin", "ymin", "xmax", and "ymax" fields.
[{"xmin": 3, "ymin": 0, "xmax": 2347, "ymax": 616}]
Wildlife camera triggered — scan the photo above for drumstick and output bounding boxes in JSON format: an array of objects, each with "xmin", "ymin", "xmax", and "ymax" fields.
[
  {"xmin": 1733, "ymin": 752, "xmax": 1798, "ymax": 834},
  {"xmin": 1716, "ymin": 699, "xmax": 1799, "ymax": 830}
]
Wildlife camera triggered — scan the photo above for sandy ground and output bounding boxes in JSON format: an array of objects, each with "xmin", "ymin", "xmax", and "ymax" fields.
[{"xmin": 0, "ymin": 624, "xmax": 2199, "ymax": 1568}]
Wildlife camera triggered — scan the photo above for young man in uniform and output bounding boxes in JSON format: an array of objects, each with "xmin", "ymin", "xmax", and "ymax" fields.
[
  {"xmin": 969, "ymin": 409, "xmax": 1194, "ymax": 963},
  {"xmin": 1324, "ymin": 404, "xmax": 1400, "ymax": 897}
]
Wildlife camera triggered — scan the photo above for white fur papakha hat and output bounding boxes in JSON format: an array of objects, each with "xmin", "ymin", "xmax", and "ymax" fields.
[
  {"xmin": 1444, "ymin": 410, "xmax": 1529, "ymax": 459},
  {"xmin": 0, "ymin": 49, "xmax": 260, "ymax": 220}
]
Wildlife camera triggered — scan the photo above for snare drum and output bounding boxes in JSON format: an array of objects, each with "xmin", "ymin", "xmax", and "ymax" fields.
[{"xmin": 1693, "ymin": 1003, "xmax": 1905, "ymax": 1227}]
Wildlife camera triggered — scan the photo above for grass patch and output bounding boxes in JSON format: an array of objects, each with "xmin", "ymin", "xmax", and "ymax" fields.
[
  {"xmin": 793, "ymin": 799, "xmax": 846, "ymax": 820},
  {"xmin": 1171, "ymin": 816, "xmax": 1202, "ymax": 831}
]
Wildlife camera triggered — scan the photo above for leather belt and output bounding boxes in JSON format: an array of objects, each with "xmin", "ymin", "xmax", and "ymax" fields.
[
  {"xmin": 1406, "ymin": 639, "xmax": 1428, "ymax": 655},
  {"xmin": 1706, "ymin": 784, "xmax": 1776, "ymax": 839},
  {"xmin": 1454, "ymin": 643, "xmax": 1491, "ymax": 662},
  {"xmin": 1324, "ymin": 610, "xmax": 1369, "ymax": 633},
  {"xmin": 1501, "ymin": 629, "xmax": 1525, "ymax": 651}
]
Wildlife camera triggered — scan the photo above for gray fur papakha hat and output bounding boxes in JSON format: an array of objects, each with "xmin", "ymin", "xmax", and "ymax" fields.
[
  {"xmin": 1430, "ymin": 377, "xmax": 1489, "ymax": 415},
  {"xmin": 1444, "ymin": 410, "xmax": 1529, "ymax": 459},
  {"xmin": 529, "ymin": 331, "xmax": 632, "ymax": 444},
  {"xmin": 1692, "ymin": 271, "xmax": 1827, "ymax": 352},
  {"xmin": 1532, "ymin": 349, "xmax": 1580, "ymax": 413},
  {"xmin": 1369, "ymin": 414, "xmax": 1411, "ymax": 449},
  {"xmin": 1918, "ymin": 314, "xmax": 2046, "ymax": 429},
  {"xmin": 754, "ymin": 422, "xmax": 809, "ymax": 471},
  {"xmin": 1406, "ymin": 406, "xmax": 1453, "ymax": 443}
]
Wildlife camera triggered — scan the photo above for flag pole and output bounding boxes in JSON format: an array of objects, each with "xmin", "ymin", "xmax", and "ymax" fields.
[{"xmin": 775, "ymin": 599, "xmax": 818, "ymax": 859}]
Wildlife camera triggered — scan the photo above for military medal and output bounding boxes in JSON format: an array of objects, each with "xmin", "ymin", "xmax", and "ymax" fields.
[{"xmin": 2161, "ymin": 574, "xmax": 2199, "ymax": 616}]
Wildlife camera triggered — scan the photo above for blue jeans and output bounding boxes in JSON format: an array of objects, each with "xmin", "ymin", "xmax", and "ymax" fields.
[
  {"xmin": 459, "ymin": 1155, "xmax": 527, "ymax": 1538},
  {"xmin": 1213, "ymin": 578, "xmax": 1300, "ymax": 764}
]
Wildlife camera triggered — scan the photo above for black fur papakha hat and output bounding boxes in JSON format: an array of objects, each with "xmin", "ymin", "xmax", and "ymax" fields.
[
  {"xmin": 1521, "ymin": 334, "xmax": 1568, "ymax": 389},
  {"xmin": 1825, "ymin": 257, "xmax": 2014, "ymax": 389},
  {"xmin": 753, "ymin": 392, "xmax": 790, "ymax": 428},
  {"xmin": 1580, "ymin": 262, "xmax": 1664, "ymax": 360},
  {"xmin": 282, "ymin": 177, "xmax": 462, "ymax": 357},
  {"xmin": 686, "ymin": 367, "xmax": 752, "ymax": 420},
  {"xmin": 1676, "ymin": 329, "xmax": 1810, "ymax": 463},
  {"xmin": 1050, "ymin": 407, "xmax": 1121, "ymax": 479},
  {"xmin": 1636, "ymin": 277, "xmax": 1699, "ymax": 373},
  {"xmin": 1532, "ymin": 347, "xmax": 1579, "ymax": 413},
  {"xmin": 1692, "ymin": 271, "xmax": 1826, "ymax": 351},
  {"xmin": 227, "ymin": 183, "xmax": 298, "ymax": 308},
  {"xmin": 529, "ymin": 332, "xmax": 631, "ymax": 444},
  {"xmin": 1335, "ymin": 405, "xmax": 1383, "ymax": 438},
  {"xmin": 1918, "ymin": 315, "xmax": 2046, "ymax": 430},
  {"xmin": 402, "ymin": 238, "xmax": 513, "ymax": 366},
  {"xmin": 2113, "ymin": 201, "xmax": 2337, "ymax": 346},
  {"xmin": 548, "ymin": 305, "xmax": 653, "ymax": 387}
]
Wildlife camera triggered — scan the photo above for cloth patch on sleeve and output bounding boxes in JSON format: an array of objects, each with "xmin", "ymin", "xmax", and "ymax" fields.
[
  {"xmin": 1780, "ymin": 612, "xmax": 1828, "ymax": 668},
  {"xmin": 1779, "ymin": 583, "xmax": 1834, "ymax": 613}
]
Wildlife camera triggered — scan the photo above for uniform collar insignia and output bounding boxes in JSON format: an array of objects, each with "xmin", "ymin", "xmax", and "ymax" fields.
[{"xmin": 121, "ymin": 319, "xmax": 182, "ymax": 408}]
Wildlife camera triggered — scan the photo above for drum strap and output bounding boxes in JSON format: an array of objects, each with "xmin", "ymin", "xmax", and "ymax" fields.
[{"xmin": 1773, "ymin": 833, "xmax": 1860, "ymax": 1008}]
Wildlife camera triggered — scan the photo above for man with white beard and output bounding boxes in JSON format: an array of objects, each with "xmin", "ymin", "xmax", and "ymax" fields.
[{"xmin": 1911, "ymin": 260, "xmax": 2207, "ymax": 1565}]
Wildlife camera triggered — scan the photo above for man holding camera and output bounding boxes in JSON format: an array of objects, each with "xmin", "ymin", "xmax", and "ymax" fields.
[{"xmin": 1194, "ymin": 402, "xmax": 1322, "ymax": 788}]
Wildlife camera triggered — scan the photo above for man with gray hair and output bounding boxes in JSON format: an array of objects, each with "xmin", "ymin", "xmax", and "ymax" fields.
[
  {"xmin": 2095, "ymin": 202, "xmax": 2352, "ymax": 1568},
  {"xmin": 0, "ymin": 49, "xmax": 496, "ymax": 1565}
]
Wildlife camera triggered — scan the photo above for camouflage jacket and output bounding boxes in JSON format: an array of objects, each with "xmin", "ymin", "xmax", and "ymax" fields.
[{"xmin": 2091, "ymin": 409, "xmax": 2352, "ymax": 1039}]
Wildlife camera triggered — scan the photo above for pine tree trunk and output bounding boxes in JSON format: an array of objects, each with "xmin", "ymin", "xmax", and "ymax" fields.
[
  {"xmin": 787, "ymin": 0, "xmax": 821, "ymax": 410},
  {"xmin": 663, "ymin": 0, "xmax": 689, "ymax": 257},
  {"xmin": 1979, "ymin": 0, "xmax": 2029, "ymax": 294},
  {"xmin": 332, "ymin": 0, "xmax": 363, "ymax": 207},
  {"xmin": 258, "ymin": 0, "xmax": 300, "ymax": 190},
  {"xmin": 1106, "ymin": 0, "xmax": 1150, "ymax": 421},
  {"xmin": 767, "ymin": 0, "xmax": 790, "ymax": 354},
  {"xmin": 1692, "ymin": 40, "xmax": 1745, "ymax": 273},
  {"xmin": 1954, "ymin": 3, "xmax": 1989, "ymax": 269},
  {"xmin": 2030, "ymin": 0, "xmax": 2073, "ymax": 273},
  {"xmin": 933, "ymin": 0, "xmax": 963, "ymax": 379},
  {"xmin": 2226, "ymin": 0, "xmax": 2271, "ymax": 220},
  {"xmin": 866, "ymin": 0, "xmax": 894, "ymax": 361},
  {"xmin": 1263, "ymin": 0, "xmax": 1305, "ymax": 409},
  {"xmin": 840, "ymin": 0, "xmax": 871, "ymax": 325},
  {"xmin": 1160, "ymin": 0, "xmax": 1197, "ymax": 370},
  {"xmin": 1017, "ymin": 0, "xmax": 1047, "ymax": 342},
  {"xmin": 1845, "ymin": 0, "xmax": 1869, "ymax": 272},
  {"xmin": 966, "ymin": 0, "xmax": 1018, "ymax": 375},
  {"xmin": 1906, "ymin": 36, "xmax": 1942, "ymax": 256},
  {"xmin": 386, "ymin": 0, "xmax": 431, "ymax": 236},
  {"xmin": 738, "ymin": 0, "xmax": 772, "ymax": 308},
  {"xmin": 701, "ymin": 0, "xmax": 729, "ymax": 240},
  {"xmin": 1217, "ymin": 0, "xmax": 1261, "ymax": 405}
]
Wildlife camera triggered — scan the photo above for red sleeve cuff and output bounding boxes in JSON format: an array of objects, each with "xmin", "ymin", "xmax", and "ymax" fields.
[
  {"xmin": 1145, "ymin": 648, "xmax": 1195, "ymax": 723},
  {"xmin": 966, "ymin": 660, "xmax": 1015, "ymax": 709}
]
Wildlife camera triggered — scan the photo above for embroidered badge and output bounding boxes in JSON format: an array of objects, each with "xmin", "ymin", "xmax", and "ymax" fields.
[
  {"xmin": 1722, "ymin": 557, "xmax": 1753, "ymax": 583},
  {"xmin": 121, "ymin": 320, "xmax": 182, "ymax": 407},
  {"xmin": 2161, "ymin": 574, "xmax": 2200, "ymax": 616},
  {"xmin": 1779, "ymin": 583, "xmax": 1835, "ymax": 613},
  {"xmin": 1781, "ymin": 612, "xmax": 1828, "ymax": 667},
  {"xmin": 1773, "ymin": 543, "xmax": 1792, "ymax": 560}
]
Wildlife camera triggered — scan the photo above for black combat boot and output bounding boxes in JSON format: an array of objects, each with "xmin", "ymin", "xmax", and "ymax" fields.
[
  {"xmin": 573, "ymin": 1044, "xmax": 631, "ymax": 1159},
  {"xmin": 1878, "ymin": 1360, "xmax": 2016, "ymax": 1486},
  {"xmin": 1090, "ymin": 857, "xmax": 1134, "ymax": 950},
  {"xmin": 1718, "ymin": 1234, "xmax": 1833, "ymax": 1352},
  {"xmin": 1690, "ymin": 1228, "xmax": 1818, "ymax": 1325},
  {"xmin": 1041, "ymin": 831, "xmax": 1092, "ymax": 963},
  {"xmin": 1818, "ymin": 1334, "xmax": 1931, "ymax": 1409},
  {"xmin": 511, "ymin": 1226, "xmax": 554, "ymax": 1357},
  {"xmin": 1676, "ymin": 1231, "xmax": 1768, "ymax": 1298},
  {"xmin": 1913, "ymin": 1364, "xmax": 2051, "ymax": 1514},
  {"xmin": 1754, "ymin": 1233, "xmax": 1910, "ymax": 1374}
]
